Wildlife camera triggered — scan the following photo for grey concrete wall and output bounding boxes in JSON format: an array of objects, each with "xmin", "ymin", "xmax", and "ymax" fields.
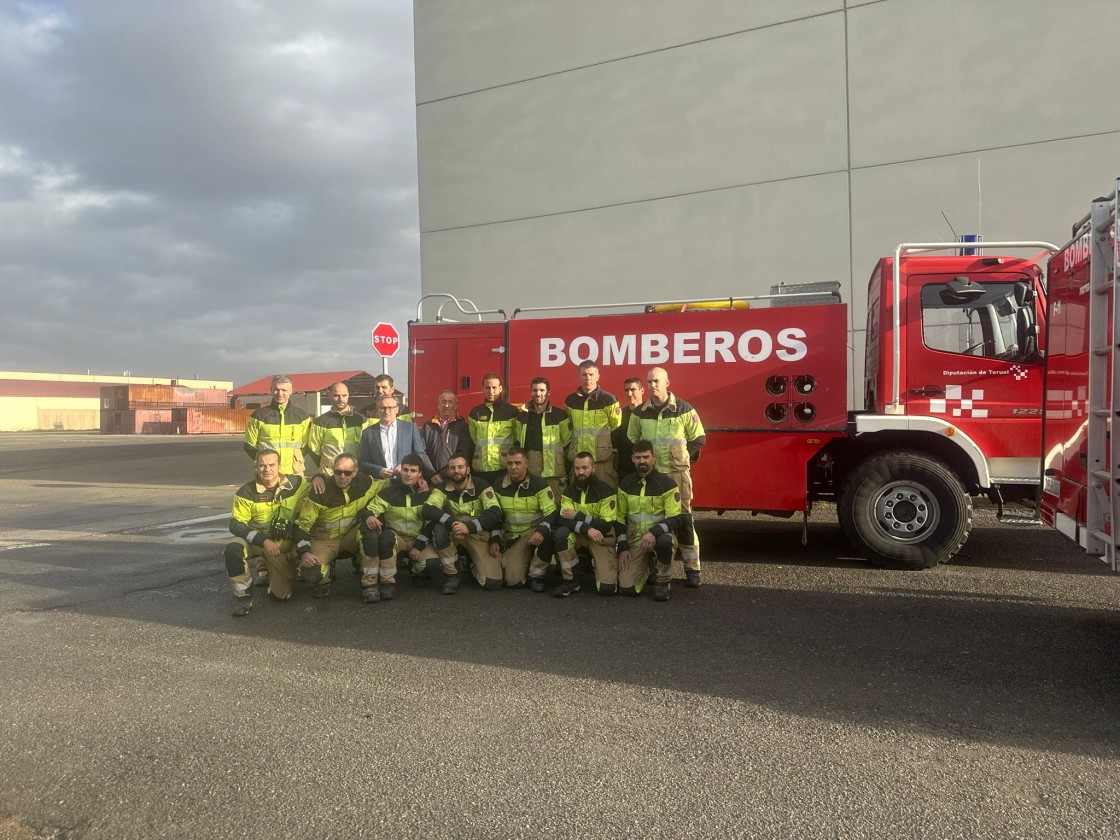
[{"xmin": 415, "ymin": 0, "xmax": 1120, "ymax": 407}]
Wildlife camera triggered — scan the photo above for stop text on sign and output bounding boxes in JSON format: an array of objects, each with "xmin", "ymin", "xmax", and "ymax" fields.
[
  {"xmin": 371, "ymin": 322, "xmax": 400, "ymax": 357},
  {"xmin": 539, "ymin": 328, "xmax": 809, "ymax": 367}
]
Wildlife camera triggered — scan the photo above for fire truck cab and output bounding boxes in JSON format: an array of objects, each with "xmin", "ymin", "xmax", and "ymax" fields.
[{"xmin": 409, "ymin": 239, "xmax": 1055, "ymax": 570}]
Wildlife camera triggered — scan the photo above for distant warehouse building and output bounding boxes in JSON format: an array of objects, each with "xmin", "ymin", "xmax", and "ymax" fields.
[{"xmin": 0, "ymin": 371, "xmax": 231, "ymax": 432}]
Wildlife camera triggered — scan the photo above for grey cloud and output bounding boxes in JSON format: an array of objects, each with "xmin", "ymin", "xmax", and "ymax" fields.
[{"xmin": 0, "ymin": 0, "xmax": 420, "ymax": 386}]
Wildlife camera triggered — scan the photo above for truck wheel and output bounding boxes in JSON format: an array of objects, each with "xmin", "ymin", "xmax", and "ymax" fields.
[{"xmin": 839, "ymin": 451, "xmax": 971, "ymax": 569}]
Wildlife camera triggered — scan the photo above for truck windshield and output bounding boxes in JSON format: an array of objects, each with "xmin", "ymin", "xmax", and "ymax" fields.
[{"xmin": 920, "ymin": 280, "xmax": 1035, "ymax": 361}]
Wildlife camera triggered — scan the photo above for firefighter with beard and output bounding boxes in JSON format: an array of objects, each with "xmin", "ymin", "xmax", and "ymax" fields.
[
  {"xmin": 616, "ymin": 440, "xmax": 682, "ymax": 602},
  {"xmin": 552, "ymin": 451, "xmax": 617, "ymax": 597},
  {"xmin": 422, "ymin": 454, "xmax": 503, "ymax": 594}
]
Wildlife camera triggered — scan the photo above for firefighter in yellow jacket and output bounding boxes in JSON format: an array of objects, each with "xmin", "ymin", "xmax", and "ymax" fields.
[
  {"xmin": 616, "ymin": 439, "xmax": 682, "ymax": 602},
  {"xmin": 516, "ymin": 376, "xmax": 571, "ymax": 496},
  {"xmin": 468, "ymin": 372, "xmax": 519, "ymax": 487},
  {"xmin": 306, "ymin": 381, "xmax": 367, "ymax": 477},
  {"xmin": 627, "ymin": 367, "xmax": 705, "ymax": 588},
  {"xmin": 360, "ymin": 453, "xmax": 437, "ymax": 602},
  {"xmin": 223, "ymin": 450, "xmax": 309, "ymax": 617},
  {"xmin": 243, "ymin": 374, "xmax": 312, "ymax": 476},
  {"xmin": 564, "ymin": 360, "xmax": 622, "ymax": 489},
  {"xmin": 553, "ymin": 451, "xmax": 617, "ymax": 597},
  {"xmin": 422, "ymin": 454, "xmax": 503, "ymax": 595},
  {"xmin": 487, "ymin": 447, "xmax": 557, "ymax": 590},
  {"xmin": 289, "ymin": 454, "xmax": 380, "ymax": 601}
]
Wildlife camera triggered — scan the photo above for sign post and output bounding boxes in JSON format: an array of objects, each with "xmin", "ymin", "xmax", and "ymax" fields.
[{"xmin": 371, "ymin": 322, "xmax": 400, "ymax": 376}]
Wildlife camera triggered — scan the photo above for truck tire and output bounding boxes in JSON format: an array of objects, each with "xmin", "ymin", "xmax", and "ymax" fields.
[{"xmin": 839, "ymin": 451, "xmax": 971, "ymax": 570}]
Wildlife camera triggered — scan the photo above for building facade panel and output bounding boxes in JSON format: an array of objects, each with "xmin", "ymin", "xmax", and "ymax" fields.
[
  {"xmin": 848, "ymin": 132, "xmax": 1120, "ymax": 334},
  {"xmin": 418, "ymin": 13, "xmax": 848, "ymax": 232},
  {"xmin": 420, "ymin": 172, "xmax": 852, "ymax": 316},
  {"xmin": 414, "ymin": 0, "xmax": 842, "ymax": 104},
  {"xmin": 848, "ymin": 0, "xmax": 1120, "ymax": 168}
]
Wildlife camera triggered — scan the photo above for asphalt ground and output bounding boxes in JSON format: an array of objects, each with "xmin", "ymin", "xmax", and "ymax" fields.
[{"xmin": 0, "ymin": 432, "xmax": 1118, "ymax": 839}]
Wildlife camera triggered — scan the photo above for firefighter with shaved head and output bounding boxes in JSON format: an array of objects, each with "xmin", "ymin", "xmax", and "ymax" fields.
[
  {"xmin": 422, "ymin": 454, "xmax": 504, "ymax": 594},
  {"xmin": 627, "ymin": 366, "xmax": 705, "ymax": 588}
]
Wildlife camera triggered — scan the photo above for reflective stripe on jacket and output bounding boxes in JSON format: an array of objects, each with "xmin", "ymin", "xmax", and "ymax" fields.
[
  {"xmin": 615, "ymin": 469, "xmax": 682, "ymax": 551},
  {"xmin": 492, "ymin": 474, "xmax": 557, "ymax": 541},
  {"xmin": 564, "ymin": 388, "xmax": 621, "ymax": 465},
  {"xmin": 307, "ymin": 409, "xmax": 367, "ymax": 474},
  {"xmin": 423, "ymin": 477, "xmax": 503, "ymax": 540},
  {"xmin": 515, "ymin": 404, "xmax": 572, "ymax": 479},
  {"xmin": 467, "ymin": 400, "xmax": 519, "ymax": 473},
  {"xmin": 243, "ymin": 403, "xmax": 312, "ymax": 475},
  {"xmin": 627, "ymin": 393, "xmax": 705, "ymax": 472},
  {"xmin": 294, "ymin": 473, "xmax": 381, "ymax": 546},
  {"xmin": 229, "ymin": 475, "xmax": 309, "ymax": 545},
  {"xmin": 366, "ymin": 479, "xmax": 433, "ymax": 541},
  {"xmin": 559, "ymin": 477, "xmax": 617, "ymax": 536}
]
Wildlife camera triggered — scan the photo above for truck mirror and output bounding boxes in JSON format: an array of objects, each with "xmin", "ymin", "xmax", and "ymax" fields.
[
  {"xmin": 940, "ymin": 276, "xmax": 985, "ymax": 305},
  {"xmin": 1013, "ymin": 281, "xmax": 1035, "ymax": 306}
]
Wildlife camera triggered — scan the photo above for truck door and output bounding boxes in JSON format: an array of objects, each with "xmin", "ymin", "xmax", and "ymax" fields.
[
  {"xmin": 407, "ymin": 323, "xmax": 508, "ymax": 421},
  {"xmin": 904, "ymin": 272, "xmax": 1045, "ymax": 481}
]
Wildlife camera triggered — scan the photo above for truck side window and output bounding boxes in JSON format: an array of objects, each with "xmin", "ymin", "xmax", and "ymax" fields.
[{"xmin": 920, "ymin": 281, "xmax": 1032, "ymax": 361}]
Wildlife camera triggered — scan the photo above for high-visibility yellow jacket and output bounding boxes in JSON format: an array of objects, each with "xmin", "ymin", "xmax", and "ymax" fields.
[
  {"xmin": 467, "ymin": 399, "xmax": 519, "ymax": 473},
  {"xmin": 492, "ymin": 473, "xmax": 557, "ymax": 543},
  {"xmin": 558, "ymin": 476, "xmax": 617, "ymax": 539},
  {"xmin": 307, "ymin": 408, "xmax": 367, "ymax": 475},
  {"xmin": 243, "ymin": 402, "xmax": 312, "ymax": 476},
  {"xmin": 366, "ymin": 478, "xmax": 434, "ymax": 545},
  {"xmin": 564, "ymin": 388, "xmax": 622, "ymax": 465},
  {"xmin": 515, "ymin": 403, "xmax": 572, "ymax": 479},
  {"xmin": 627, "ymin": 393, "xmax": 706, "ymax": 472},
  {"xmin": 615, "ymin": 469, "xmax": 682, "ymax": 551},
  {"xmin": 293, "ymin": 473, "xmax": 381, "ymax": 551},
  {"xmin": 423, "ymin": 477, "xmax": 503, "ymax": 542},
  {"xmin": 229, "ymin": 475, "xmax": 309, "ymax": 545}
]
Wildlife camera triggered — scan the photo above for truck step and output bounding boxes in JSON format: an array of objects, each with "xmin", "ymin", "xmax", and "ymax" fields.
[{"xmin": 996, "ymin": 513, "xmax": 1041, "ymax": 526}]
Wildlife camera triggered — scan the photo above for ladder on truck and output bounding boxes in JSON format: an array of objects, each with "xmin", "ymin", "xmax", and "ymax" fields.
[{"xmin": 1085, "ymin": 177, "xmax": 1120, "ymax": 571}]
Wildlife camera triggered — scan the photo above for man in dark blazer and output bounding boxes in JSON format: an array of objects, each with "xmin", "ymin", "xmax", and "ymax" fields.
[{"xmin": 359, "ymin": 395, "xmax": 435, "ymax": 481}]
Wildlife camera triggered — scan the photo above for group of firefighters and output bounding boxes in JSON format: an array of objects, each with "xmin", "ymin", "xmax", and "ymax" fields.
[{"xmin": 224, "ymin": 364, "xmax": 706, "ymax": 617}]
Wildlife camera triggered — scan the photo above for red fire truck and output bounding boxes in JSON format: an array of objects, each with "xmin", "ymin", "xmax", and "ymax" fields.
[
  {"xmin": 410, "ymin": 239, "xmax": 1058, "ymax": 570},
  {"xmin": 1041, "ymin": 179, "xmax": 1120, "ymax": 570}
]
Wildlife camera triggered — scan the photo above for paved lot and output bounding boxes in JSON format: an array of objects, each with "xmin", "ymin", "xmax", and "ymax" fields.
[{"xmin": 1, "ymin": 433, "xmax": 1119, "ymax": 839}]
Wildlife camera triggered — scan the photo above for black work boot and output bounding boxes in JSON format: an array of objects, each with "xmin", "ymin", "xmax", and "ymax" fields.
[
  {"xmin": 552, "ymin": 579, "xmax": 580, "ymax": 598},
  {"xmin": 441, "ymin": 574, "xmax": 462, "ymax": 595},
  {"xmin": 380, "ymin": 583, "xmax": 396, "ymax": 601},
  {"xmin": 653, "ymin": 584, "xmax": 671, "ymax": 602},
  {"xmin": 528, "ymin": 577, "xmax": 546, "ymax": 593},
  {"xmin": 362, "ymin": 586, "xmax": 380, "ymax": 604},
  {"xmin": 231, "ymin": 595, "xmax": 253, "ymax": 617},
  {"xmin": 684, "ymin": 570, "xmax": 701, "ymax": 589}
]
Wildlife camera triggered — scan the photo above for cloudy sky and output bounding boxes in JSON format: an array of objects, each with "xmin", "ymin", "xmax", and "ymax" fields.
[{"xmin": 0, "ymin": 1, "xmax": 419, "ymax": 387}]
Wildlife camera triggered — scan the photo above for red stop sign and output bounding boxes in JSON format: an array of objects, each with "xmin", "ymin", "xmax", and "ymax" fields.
[{"xmin": 371, "ymin": 322, "xmax": 400, "ymax": 357}]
